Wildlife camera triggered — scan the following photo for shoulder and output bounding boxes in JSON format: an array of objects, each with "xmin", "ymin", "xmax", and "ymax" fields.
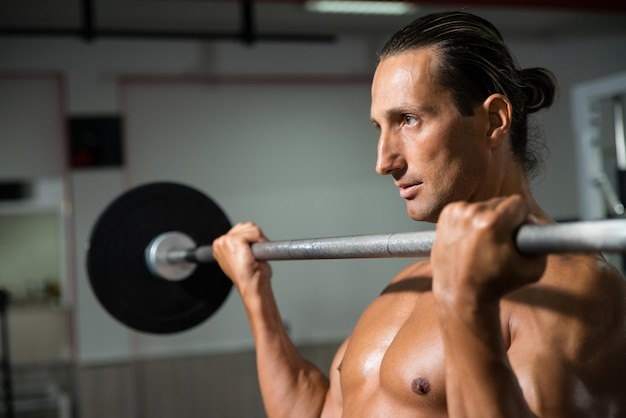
[
  {"xmin": 520, "ymin": 253, "xmax": 624, "ymax": 326},
  {"xmin": 381, "ymin": 259, "xmax": 432, "ymax": 294},
  {"xmin": 504, "ymin": 253, "xmax": 626, "ymax": 416},
  {"xmin": 505, "ymin": 252, "xmax": 625, "ymax": 326},
  {"xmin": 505, "ymin": 252, "xmax": 626, "ymax": 353}
]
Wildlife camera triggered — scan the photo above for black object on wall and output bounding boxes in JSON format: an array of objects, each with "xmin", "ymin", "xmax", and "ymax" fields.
[
  {"xmin": 0, "ymin": 182, "xmax": 30, "ymax": 201},
  {"xmin": 68, "ymin": 115, "xmax": 124, "ymax": 168}
]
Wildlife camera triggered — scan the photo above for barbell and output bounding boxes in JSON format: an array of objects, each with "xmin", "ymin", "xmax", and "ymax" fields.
[{"xmin": 86, "ymin": 181, "xmax": 626, "ymax": 334}]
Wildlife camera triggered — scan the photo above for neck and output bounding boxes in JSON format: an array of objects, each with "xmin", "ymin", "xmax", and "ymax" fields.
[{"xmin": 493, "ymin": 164, "xmax": 553, "ymax": 223}]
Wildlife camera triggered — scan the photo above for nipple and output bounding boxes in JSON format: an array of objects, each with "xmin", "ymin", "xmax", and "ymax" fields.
[{"xmin": 411, "ymin": 376, "xmax": 430, "ymax": 395}]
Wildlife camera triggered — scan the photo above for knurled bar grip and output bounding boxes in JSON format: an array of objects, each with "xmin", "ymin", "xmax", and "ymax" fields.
[{"xmin": 173, "ymin": 219, "xmax": 626, "ymax": 264}]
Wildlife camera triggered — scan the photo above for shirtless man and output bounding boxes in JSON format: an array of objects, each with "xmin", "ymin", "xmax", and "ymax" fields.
[{"xmin": 212, "ymin": 11, "xmax": 626, "ymax": 417}]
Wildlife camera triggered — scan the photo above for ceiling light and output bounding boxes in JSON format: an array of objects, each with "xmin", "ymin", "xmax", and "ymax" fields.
[{"xmin": 304, "ymin": 1, "xmax": 419, "ymax": 15}]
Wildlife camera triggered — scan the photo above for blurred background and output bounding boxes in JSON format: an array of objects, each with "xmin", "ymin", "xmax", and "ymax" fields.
[{"xmin": 0, "ymin": 0, "xmax": 625, "ymax": 416}]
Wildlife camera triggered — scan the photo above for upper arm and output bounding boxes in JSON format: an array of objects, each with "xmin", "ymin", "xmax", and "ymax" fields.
[
  {"xmin": 507, "ymin": 341, "xmax": 577, "ymax": 417},
  {"xmin": 320, "ymin": 338, "xmax": 349, "ymax": 418}
]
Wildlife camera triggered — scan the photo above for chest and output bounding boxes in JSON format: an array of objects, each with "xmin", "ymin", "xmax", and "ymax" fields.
[{"xmin": 340, "ymin": 279, "xmax": 447, "ymax": 409}]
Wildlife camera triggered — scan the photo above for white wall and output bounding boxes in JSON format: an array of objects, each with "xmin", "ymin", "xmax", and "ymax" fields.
[
  {"xmin": 120, "ymin": 79, "xmax": 419, "ymax": 359},
  {"xmin": 0, "ymin": 77, "xmax": 65, "ymax": 177},
  {"xmin": 1, "ymin": 24, "xmax": 625, "ymax": 364}
]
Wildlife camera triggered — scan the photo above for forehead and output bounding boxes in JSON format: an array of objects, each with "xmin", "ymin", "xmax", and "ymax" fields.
[
  {"xmin": 371, "ymin": 49, "xmax": 446, "ymax": 113},
  {"xmin": 373, "ymin": 49, "xmax": 440, "ymax": 91}
]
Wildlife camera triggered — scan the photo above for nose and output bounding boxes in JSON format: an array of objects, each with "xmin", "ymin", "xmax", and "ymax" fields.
[{"xmin": 375, "ymin": 131, "xmax": 404, "ymax": 176}]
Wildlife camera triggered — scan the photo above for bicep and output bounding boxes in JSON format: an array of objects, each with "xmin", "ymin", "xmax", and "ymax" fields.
[{"xmin": 508, "ymin": 332, "xmax": 591, "ymax": 417}]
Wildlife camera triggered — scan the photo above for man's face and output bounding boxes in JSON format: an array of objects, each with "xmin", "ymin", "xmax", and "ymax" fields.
[{"xmin": 370, "ymin": 48, "xmax": 493, "ymax": 223}]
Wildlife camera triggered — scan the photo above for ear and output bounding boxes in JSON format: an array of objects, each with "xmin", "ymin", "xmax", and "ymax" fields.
[{"xmin": 483, "ymin": 94, "xmax": 512, "ymax": 149}]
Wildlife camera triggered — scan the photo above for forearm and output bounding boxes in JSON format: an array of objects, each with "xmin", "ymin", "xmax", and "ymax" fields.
[
  {"xmin": 437, "ymin": 296, "xmax": 536, "ymax": 418},
  {"xmin": 242, "ymin": 282, "xmax": 329, "ymax": 418}
]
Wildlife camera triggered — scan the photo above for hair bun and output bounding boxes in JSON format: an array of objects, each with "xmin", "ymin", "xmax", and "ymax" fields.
[{"xmin": 520, "ymin": 68, "xmax": 558, "ymax": 114}]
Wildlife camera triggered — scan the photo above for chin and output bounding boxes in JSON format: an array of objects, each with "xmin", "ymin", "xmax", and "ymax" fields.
[{"xmin": 405, "ymin": 202, "xmax": 437, "ymax": 224}]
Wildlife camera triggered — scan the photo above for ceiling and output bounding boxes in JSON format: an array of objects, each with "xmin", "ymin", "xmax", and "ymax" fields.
[{"xmin": 0, "ymin": 0, "xmax": 625, "ymax": 44}]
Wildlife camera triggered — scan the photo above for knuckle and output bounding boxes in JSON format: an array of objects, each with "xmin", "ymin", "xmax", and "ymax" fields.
[{"xmin": 441, "ymin": 200, "xmax": 467, "ymax": 219}]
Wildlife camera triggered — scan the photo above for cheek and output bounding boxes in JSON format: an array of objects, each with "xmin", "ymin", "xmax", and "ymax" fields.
[
  {"xmin": 412, "ymin": 135, "xmax": 458, "ymax": 175},
  {"xmin": 404, "ymin": 117, "xmax": 484, "ymax": 178},
  {"xmin": 446, "ymin": 121, "xmax": 488, "ymax": 167},
  {"xmin": 425, "ymin": 134, "xmax": 482, "ymax": 192}
]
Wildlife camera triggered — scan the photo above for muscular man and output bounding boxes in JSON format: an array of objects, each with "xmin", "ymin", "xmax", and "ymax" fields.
[{"xmin": 212, "ymin": 11, "xmax": 626, "ymax": 417}]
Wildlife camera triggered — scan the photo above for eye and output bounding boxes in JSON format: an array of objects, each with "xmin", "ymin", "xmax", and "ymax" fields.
[{"xmin": 403, "ymin": 114, "xmax": 418, "ymax": 127}]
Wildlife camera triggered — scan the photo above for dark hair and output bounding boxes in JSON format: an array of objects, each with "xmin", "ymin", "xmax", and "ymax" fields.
[{"xmin": 379, "ymin": 11, "xmax": 558, "ymax": 179}]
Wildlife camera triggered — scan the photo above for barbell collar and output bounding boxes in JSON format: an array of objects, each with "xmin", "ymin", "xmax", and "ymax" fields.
[{"xmin": 145, "ymin": 232, "xmax": 198, "ymax": 281}]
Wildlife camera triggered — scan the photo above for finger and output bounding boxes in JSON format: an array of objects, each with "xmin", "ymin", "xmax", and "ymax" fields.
[
  {"xmin": 225, "ymin": 222, "xmax": 269, "ymax": 244},
  {"xmin": 437, "ymin": 200, "xmax": 470, "ymax": 225},
  {"xmin": 490, "ymin": 195, "xmax": 529, "ymax": 230},
  {"xmin": 230, "ymin": 221, "xmax": 257, "ymax": 233}
]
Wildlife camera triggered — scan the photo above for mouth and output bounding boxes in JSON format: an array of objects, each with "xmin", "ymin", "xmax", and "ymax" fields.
[{"xmin": 397, "ymin": 182, "xmax": 422, "ymax": 200}]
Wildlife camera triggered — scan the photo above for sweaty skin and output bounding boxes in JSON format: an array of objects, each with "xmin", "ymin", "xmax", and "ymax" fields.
[{"xmin": 212, "ymin": 47, "xmax": 626, "ymax": 418}]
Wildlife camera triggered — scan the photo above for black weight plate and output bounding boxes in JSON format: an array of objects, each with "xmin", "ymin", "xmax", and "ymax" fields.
[{"xmin": 86, "ymin": 182, "xmax": 233, "ymax": 334}]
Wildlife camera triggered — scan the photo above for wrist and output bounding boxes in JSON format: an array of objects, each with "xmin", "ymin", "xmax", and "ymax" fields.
[
  {"xmin": 239, "ymin": 278, "xmax": 274, "ymax": 312},
  {"xmin": 435, "ymin": 288, "xmax": 504, "ymax": 355},
  {"xmin": 434, "ymin": 282, "xmax": 500, "ymax": 319}
]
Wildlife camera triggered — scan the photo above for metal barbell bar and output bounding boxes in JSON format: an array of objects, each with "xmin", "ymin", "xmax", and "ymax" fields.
[{"xmin": 146, "ymin": 218, "xmax": 626, "ymax": 281}]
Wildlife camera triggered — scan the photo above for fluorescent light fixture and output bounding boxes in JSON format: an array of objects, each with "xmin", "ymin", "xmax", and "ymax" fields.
[{"xmin": 305, "ymin": 0, "xmax": 418, "ymax": 15}]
